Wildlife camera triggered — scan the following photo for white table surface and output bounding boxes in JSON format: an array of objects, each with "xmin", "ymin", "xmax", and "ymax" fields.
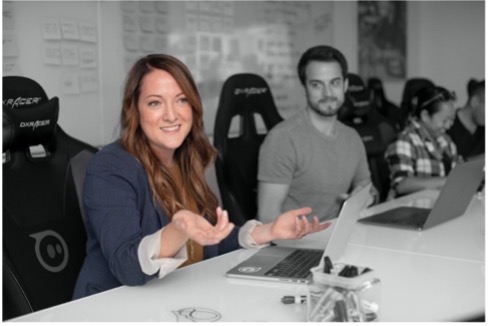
[{"xmin": 10, "ymin": 191, "xmax": 485, "ymax": 322}]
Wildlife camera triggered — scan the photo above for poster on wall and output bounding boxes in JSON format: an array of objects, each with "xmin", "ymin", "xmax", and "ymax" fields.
[{"xmin": 358, "ymin": 1, "xmax": 406, "ymax": 81}]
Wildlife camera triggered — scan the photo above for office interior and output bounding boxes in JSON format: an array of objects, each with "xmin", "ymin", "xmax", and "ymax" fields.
[
  {"xmin": 3, "ymin": 1, "xmax": 485, "ymax": 148},
  {"xmin": 2, "ymin": 0, "xmax": 485, "ymax": 322}
]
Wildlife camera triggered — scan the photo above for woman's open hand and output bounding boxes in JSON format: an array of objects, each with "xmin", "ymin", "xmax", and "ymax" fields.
[
  {"xmin": 270, "ymin": 207, "xmax": 331, "ymax": 240},
  {"xmin": 172, "ymin": 207, "xmax": 234, "ymax": 246},
  {"xmin": 251, "ymin": 207, "xmax": 331, "ymax": 244}
]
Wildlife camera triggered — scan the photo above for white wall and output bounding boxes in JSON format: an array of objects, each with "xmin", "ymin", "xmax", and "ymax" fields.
[
  {"xmin": 333, "ymin": 1, "xmax": 485, "ymax": 107},
  {"xmin": 3, "ymin": 1, "xmax": 485, "ymax": 147},
  {"xmin": 408, "ymin": 1, "xmax": 485, "ymax": 106}
]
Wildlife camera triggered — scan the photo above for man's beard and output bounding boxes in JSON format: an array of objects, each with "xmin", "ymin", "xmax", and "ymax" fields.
[{"xmin": 308, "ymin": 97, "xmax": 342, "ymax": 118}]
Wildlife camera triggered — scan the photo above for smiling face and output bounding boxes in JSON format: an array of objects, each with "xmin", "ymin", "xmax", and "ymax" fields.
[
  {"xmin": 137, "ymin": 69, "xmax": 193, "ymax": 165},
  {"xmin": 421, "ymin": 100, "xmax": 456, "ymax": 136},
  {"xmin": 304, "ymin": 60, "xmax": 348, "ymax": 118}
]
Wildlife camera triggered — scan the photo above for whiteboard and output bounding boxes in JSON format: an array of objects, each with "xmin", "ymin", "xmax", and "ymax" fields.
[
  {"xmin": 3, "ymin": 1, "xmax": 333, "ymax": 146},
  {"xmin": 119, "ymin": 1, "xmax": 334, "ymax": 135}
]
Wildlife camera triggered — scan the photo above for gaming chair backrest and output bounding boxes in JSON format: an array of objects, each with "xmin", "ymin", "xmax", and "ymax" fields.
[
  {"xmin": 213, "ymin": 73, "xmax": 283, "ymax": 225},
  {"xmin": 2, "ymin": 76, "xmax": 98, "ymax": 320}
]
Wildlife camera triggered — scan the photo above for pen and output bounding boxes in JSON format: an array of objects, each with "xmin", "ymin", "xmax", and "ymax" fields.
[
  {"xmin": 323, "ymin": 256, "xmax": 333, "ymax": 273},
  {"xmin": 281, "ymin": 295, "xmax": 306, "ymax": 304}
]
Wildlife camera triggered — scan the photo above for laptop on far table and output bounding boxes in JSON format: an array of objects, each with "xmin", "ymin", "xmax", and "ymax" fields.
[
  {"xmin": 225, "ymin": 183, "xmax": 372, "ymax": 284},
  {"xmin": 359, "ymin": 156, "xmax": 484, "ymax": 231}
]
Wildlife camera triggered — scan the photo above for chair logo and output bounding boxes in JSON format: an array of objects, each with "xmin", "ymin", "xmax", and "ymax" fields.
[
  {"xmin": 19, "ymin": 119, "xmax": 51, "ymax": 131},
  {"xmin": 234, "ymin": 87, "xmax": 267, "ymax": 97},
  {"xmin": 30, "ymin": 230, "xmax": 69, "ymax": 273},
  {"xmin": 3, "ymin": 97, "xmax": 43, "ymax": 108},
  {"xmin": 348, "ymin": 85, "xmax": 364, "ymax": 92}
]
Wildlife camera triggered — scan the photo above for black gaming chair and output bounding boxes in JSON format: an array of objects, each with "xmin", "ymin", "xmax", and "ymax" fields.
[
  {"xmin": 367, "ymin": 77, "xmax": 405, "ymax": 131},
  {"xmin": 213, "ymin": 73, "xmax": 283, "ymax": 226},
  {"xmin": 339, "ymin": 73, "xmax": 397, "ymax": 202},
  {"xmin": 2, "ymin": 76, "xmax": 98, "ymax": 320},
  {"xmin": 399, "ymin": 77, "xmax": 435, "ymax": 127}
]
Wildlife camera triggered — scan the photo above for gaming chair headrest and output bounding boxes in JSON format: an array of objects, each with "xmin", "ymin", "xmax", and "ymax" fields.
[
  {"xmin": 3, "ymin": 76, "xmax": 59, "ymax": 152},
  {"xmin": 340, "ymin": 73, "xmax": 371, "ymax": 123},
  {"xmin": 218, "ymin": 73, "xmax": 274, "ymax": 115},
  {"xmin": 214, "ymin": 73, "xmax": 280, "ymax": 137},
  {"xmin": 367, "ymin": 77, "xmax": 385, "ymax": 98}
]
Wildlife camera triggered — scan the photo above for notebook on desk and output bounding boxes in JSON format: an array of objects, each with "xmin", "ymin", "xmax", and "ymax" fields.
[
  {"xmin": 225, "ymin": 183, "xmax": 372, "ymax": 284},
  {"xmin": 359, "ymin": 157, "xmax": 484, "ymax": 231}
]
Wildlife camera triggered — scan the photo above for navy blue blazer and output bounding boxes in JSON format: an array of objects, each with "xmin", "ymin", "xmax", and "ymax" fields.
[{"xmin": 72, "ymin": 141, "xmax": 240, "ymax": 299}]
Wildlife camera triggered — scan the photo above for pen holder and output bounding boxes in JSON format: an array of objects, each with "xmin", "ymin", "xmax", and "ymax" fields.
[{"xmin": 306, "ymin": 263, "xmax": 381, "ymax": 322}]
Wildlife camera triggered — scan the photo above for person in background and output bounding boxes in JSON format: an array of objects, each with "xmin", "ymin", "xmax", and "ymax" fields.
[
  {"xmin": 447, "ymin": 79, "xmax": 485, "ymax": 160},
  {"xmin": 257, "ymin": 45, "xmax": 375, "ymax": 224},
  {"xmin": 385, "ymin": 85, "xmax": 459, "ymax": 197},
  {"xmin": 72, "ymin": 54, "xmax": 330, "ymax": 300}
]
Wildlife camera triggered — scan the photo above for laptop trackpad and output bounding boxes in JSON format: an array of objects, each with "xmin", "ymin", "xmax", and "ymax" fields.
[{"xmin": 258, "ymin": 246, "xmax": 296, "ymax": 257}]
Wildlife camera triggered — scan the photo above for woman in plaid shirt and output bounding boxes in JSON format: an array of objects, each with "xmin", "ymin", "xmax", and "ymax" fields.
[{"xmin": 385, "ymin": 85, "xmax": 459, "ymax": 197}]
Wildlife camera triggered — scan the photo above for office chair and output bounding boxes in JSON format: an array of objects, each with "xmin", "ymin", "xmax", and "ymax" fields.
[
  {"xmin": 2, "ymin": 76, "xmax": 98, "ymax": 320},
  {"xmin": 340, "ymin": 73, "xmax": 397, "ymax": 202},
  {"xmin": 367, "ymin": 77, "xmax": 405, "ymax": 131},
  {"xmin": 213, "ymin": 73, "xmax": 283, "ymax": 225},
  {"xmin": 399, "ymin": 77, "xmax": 435, "ymax": 128}
]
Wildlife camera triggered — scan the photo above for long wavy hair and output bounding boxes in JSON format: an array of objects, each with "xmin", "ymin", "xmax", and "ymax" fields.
[{"xmin": 120, "ymin": 54, "xmax": 219, "ymax": 223}]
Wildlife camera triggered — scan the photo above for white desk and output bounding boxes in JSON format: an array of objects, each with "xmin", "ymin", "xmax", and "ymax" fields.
[
  {"xmin": 354, "ymin": 189, "xmax": 485, "ymax": 262},
  {"xmin": 11, "ymin": 191, "xmax": 485, "ymax": 322}
]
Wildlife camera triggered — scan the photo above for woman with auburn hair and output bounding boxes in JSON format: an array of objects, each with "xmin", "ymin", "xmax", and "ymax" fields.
[{"xmin": 73, "ymin": 54, "xmax": 330, "ymax": 299}]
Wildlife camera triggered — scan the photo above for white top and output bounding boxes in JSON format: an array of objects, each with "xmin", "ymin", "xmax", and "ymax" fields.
[{"xmin": 11, "ymin": 191, "xmax": 485, "ymax": 322}]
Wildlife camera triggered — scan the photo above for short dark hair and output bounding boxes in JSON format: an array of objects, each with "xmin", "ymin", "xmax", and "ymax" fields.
[
  {"xmin": 413, "ymin": 85, "xmax": 456, "ymax": 118},
  {"xmin": 467, "ymin": 78, "xmax": 485, "ymax": 98},
  {"xmin": 297, "ymin": 45, "xmax": 348, "ymax": 85}
]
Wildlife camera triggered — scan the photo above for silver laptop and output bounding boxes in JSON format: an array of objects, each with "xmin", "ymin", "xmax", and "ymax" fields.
[
  {"xmin": 360, "ymin": 156, "xmax": 484, "ymax": 231},
  {"xmin": 226, "ymin": 183, "xmax": 372, "ymax": 284}
]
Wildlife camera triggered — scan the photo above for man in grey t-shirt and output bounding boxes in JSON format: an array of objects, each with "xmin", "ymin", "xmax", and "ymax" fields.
[{"xmin": 257, "ymin": 45, "xmax": 376, "ymax": 223}]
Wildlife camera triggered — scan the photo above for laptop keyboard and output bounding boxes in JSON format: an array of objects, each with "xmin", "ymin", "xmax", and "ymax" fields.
[{"xmin": 265, "ymin": 249, "xmax": 322, "ymax": 279}]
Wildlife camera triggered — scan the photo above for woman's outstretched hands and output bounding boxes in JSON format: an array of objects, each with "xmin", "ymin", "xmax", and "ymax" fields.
[
  {"xmin": 171, "ymin": 206, "xmax": 330, "ymax": 248},
  {"xmin": 172, "ymin": 207, "xmax": 234, "ymax": 245},
  {"xmin": 251, "ymin": 207, "xmax": 331, "ymax": 245}
]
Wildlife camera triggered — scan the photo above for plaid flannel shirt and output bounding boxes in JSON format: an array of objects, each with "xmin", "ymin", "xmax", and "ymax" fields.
[{"xmin": 385, "ymin": 118, "xmax": 458, "ymax": 191}]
